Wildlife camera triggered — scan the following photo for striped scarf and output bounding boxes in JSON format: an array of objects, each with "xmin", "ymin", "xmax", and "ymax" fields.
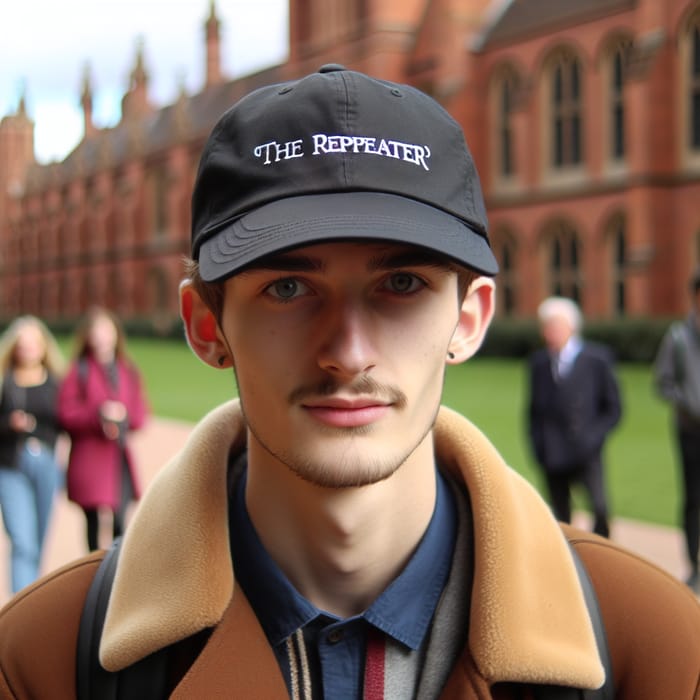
[{"xmin": 284, "ymin": 626, "xmax": 419, "ymax": 700}]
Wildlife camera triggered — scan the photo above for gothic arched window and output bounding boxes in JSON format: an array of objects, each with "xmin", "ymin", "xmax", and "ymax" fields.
[
  {"xmin": 547, "ymin": 221, "xmax": 581, "ymax": 302},
  {"xmin": 550, "ymin": 52, "xmax": 583, "ymax": 168}
]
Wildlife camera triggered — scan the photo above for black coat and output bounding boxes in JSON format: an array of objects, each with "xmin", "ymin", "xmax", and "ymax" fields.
[{"xmin": 527, "ymin": 342, "xmax": 622, "ymax": 473}]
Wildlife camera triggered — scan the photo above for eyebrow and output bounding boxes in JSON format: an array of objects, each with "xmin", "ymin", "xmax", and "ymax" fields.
[
  {"xmin": 239, "ymin": 253, "xmax": 324, "ymax": 274},
  {"xmin": 367, "ymin": 250, "xmax": 457, "ymax": 273},
  {"xmin": 239, "ymin": 248, "xmax": 457, "ymax": 275}
]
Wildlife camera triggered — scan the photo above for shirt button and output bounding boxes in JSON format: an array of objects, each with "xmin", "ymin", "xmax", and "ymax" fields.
[{"xmin": 327, "ymin": 629, "xmax": 344, "ymax": 644}]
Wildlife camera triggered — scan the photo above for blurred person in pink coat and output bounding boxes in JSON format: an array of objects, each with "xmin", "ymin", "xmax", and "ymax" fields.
[{"xmin": 58, "ymin": 307, "xmax": 149, "ymax": 551}]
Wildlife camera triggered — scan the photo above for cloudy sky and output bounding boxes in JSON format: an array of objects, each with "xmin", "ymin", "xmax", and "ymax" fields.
[{"xmin": 1, "ymin": 0, "xmax": 288, "ymax": 163}]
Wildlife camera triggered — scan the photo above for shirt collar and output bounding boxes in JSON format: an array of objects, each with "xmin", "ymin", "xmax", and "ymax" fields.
[
  {"xmin": 558, "ymin": 335, "xmax": 583, "ymax": 364},
  {"xmin": 230, "ymin": 463, "xmax": 457, "ymax": 650}
]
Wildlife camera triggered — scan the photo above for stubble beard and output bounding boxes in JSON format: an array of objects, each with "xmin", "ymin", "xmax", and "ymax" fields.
[
  {"xmin": 246, "ymin": 420, "xmax": 433, "ymax": 488},
  {"xmin": 239, "ymin": 376, "xmax": 439, "ymax": 489}
]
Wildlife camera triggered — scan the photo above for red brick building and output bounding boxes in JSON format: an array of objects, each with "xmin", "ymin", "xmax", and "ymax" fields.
[{"xmin": 2, "ymin": 0, "xmax": 700, "ymax": 328}]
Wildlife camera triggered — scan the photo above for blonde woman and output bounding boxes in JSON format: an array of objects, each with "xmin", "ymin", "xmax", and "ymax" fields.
[{"xmin": 0, "ymin": 316, "xmax": 65, "ymax": 593}]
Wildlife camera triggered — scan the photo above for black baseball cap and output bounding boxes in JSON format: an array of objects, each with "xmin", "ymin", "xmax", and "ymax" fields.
[{"xmin": 192, "ymin": 64, "xmax": 498, "ymax": 282}]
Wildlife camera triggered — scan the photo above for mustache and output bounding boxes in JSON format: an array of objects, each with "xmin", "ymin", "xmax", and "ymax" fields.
[{"xmin": 289, "ymin": 375, "xmax": 407, "ymax": 408}]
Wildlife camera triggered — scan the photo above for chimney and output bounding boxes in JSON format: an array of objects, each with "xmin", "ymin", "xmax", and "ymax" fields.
[
  {"xmin": 121, "ymin": 38, "xmax": 151, "ymax": 120},
  {"xmin": 0, "ymin": 86, "xmax": 35, "ymax": 211},
  {"xmin": 81, "ymin": 63, "xmax": 96, "ymax": 139}
]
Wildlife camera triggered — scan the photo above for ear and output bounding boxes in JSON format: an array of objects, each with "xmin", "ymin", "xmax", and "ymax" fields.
[
  {"xmin": 179, "ymin": 279, "xmax": 232, "ymax": 369},
  {"xmin": 447, "ymin": 277, "xmax": 495, "ymax": 364}
]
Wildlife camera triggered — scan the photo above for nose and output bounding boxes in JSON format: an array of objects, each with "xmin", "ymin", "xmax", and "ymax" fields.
[{"xmin": 317, "ymin": 301, "xmax": 377, "ymax": 379}]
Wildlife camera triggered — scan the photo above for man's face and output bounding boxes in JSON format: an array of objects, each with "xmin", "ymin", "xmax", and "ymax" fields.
[
  {"xmin": 217, "ymin": 241, "xmax": 466, "ymax": 489},
  {"xmin": 540, "ymin": 314, "xmax": 574, "ymax": 353}
]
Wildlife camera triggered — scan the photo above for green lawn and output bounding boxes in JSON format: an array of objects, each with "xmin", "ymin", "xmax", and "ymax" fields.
[
  {"xmin": 126, "ymin": 336, "xmax": 238, "ymax": 420},
  {"xmin": 100, "ymin": 338, "xmax": 680, "ymax": 528},
  {"xmin": 443, "ymin": 359, "xmax": 680, "ymax": 528}
]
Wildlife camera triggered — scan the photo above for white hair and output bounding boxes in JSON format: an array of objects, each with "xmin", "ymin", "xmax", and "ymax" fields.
[{"xmin": 536, "ymin": 296, "xmax": 583, "ymax": 333}]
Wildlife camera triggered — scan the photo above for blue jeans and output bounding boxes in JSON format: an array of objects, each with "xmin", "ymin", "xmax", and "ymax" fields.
[{"xmin": 0, "ymin": 440, "xmax": 59, "ymax": 593}]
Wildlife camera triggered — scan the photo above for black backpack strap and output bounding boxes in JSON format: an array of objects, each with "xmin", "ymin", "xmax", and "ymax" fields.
[
  {"xmin": 571, "ymin": 544, "xmax": 614, "ymax": 700},
  {"xmin": 532, "ymin": 544, "xmax": 614, "ymax": 700},
  {"xmin": 76, "ymin": 538, "xmax": 121, "ymax": 700},
  {"xmin": 76, "ymin": 537, "xmax": 168, "ymax": 700}
]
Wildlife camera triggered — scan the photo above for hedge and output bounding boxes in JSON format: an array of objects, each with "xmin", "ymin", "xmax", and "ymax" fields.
[
  {"xmin": 480, "ymin": 317, "xmax": 677, "ymax": 363},
  {"xmin": 0, "ymin": 314, "xmax": 681, "ymax": 364}
]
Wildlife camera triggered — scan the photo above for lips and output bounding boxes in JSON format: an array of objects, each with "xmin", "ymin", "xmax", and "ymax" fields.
[{"xmin": 302, "ymin": 398, "xmax": 391, "ymax": 428}]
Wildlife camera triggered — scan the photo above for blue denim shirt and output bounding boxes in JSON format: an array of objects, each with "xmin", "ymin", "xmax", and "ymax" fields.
[{"xmin": 230, "ymin": 464, "xmax": 457, "ymax": 699}]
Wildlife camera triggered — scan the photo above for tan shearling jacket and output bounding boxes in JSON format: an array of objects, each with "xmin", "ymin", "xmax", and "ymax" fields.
[{"xmin": 1, "ymin": 400, "xmax": 699, "ymax": 699}]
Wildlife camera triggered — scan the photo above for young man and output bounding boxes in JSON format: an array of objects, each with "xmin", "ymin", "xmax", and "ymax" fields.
[
  {"xmin": 655, "ymin": 268, "xmax": 700, "ymax": 592},
  {"xmin": 1, "ymin": 65, "xmax": 699, "ymax": 699},
  {"xmin": 527, "ymin": 297, "xmax": 622, "ymax": 538}
]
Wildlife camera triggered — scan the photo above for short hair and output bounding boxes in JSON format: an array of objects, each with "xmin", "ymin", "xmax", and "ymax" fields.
[
  {"xmin": 536, "ymin": 296, "xmax": 583, "ymax": 333},
  {"xmin": 183, "ymin": 258, "xmax": 225, "ymax": 322}
]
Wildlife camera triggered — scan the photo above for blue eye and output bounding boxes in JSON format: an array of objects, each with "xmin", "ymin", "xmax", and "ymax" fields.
[
  {"xmin": 385, "ymin": 273, "xmax": 423, "ymax": 294},
  {"xmin": 266, "ymin": 278, "xmax": 309, "ymax": 300}
]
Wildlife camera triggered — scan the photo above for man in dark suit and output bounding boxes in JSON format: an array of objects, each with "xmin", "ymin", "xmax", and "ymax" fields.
[{"xmin": 527, "ymin": 296, "xmax": 622, "ymax": 537}]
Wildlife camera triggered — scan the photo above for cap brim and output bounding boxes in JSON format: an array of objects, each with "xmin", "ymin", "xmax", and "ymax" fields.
[{"xmin": 198, "ymin": 192, "xmax": 499, "ymax": 282}]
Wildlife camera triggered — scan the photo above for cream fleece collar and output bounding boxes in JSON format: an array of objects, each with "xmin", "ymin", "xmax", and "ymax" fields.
[{"xmin": 101, "ymin": 400, "xmax": 604, "ymax": 689}]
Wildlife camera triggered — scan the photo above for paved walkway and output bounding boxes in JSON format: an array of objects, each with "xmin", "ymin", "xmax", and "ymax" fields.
[
  {"xmin": 0, "ymin": 417, "xmax": 194, "ymax": 607},
  {"xmin": 0, "ymin": 418, "xmax": 692, "ymax": 607}
]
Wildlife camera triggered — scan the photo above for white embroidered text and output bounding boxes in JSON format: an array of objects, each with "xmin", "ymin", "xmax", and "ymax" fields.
[{"xmin": 253, "ymin": 134, "xmax": 431, "ymax": 171}]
